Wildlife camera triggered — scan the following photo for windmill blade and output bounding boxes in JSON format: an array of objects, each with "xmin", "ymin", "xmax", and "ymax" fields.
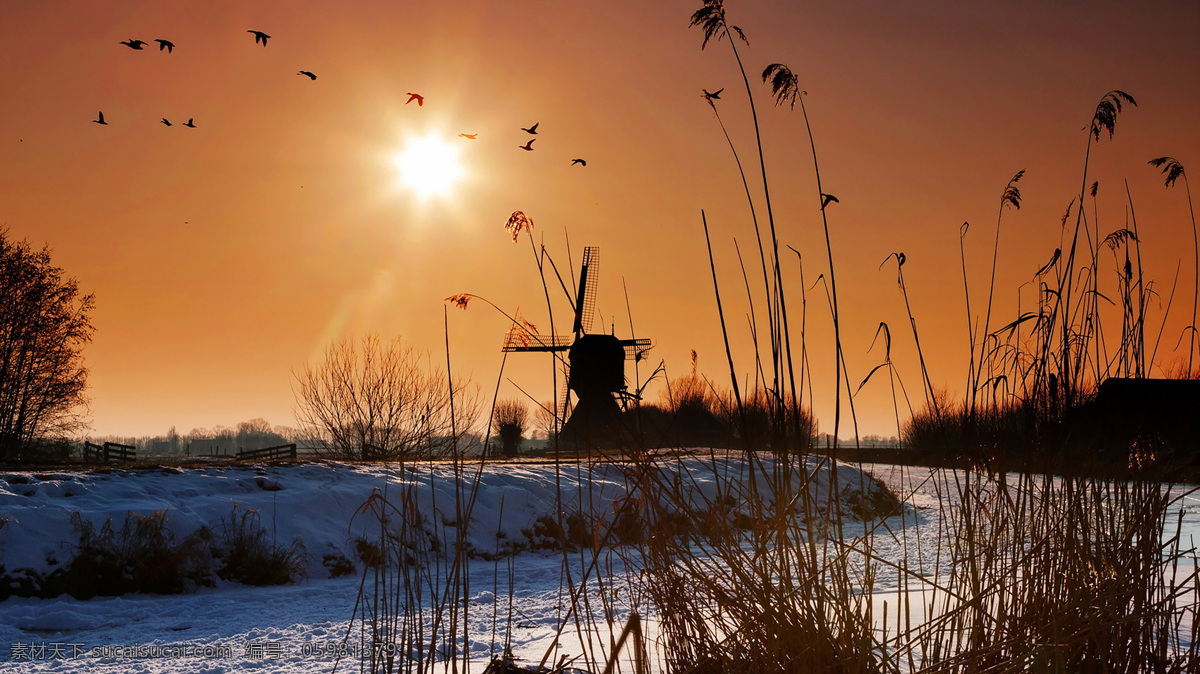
[
  {"xmin": 620, "ymin": 338, "xmax": 653, "ymax": 362},
  {"xmin": 502, "ymin": 325, "xmax": 572, "ymax": 352},
  {"xmin": 572, "ymin": 246, "xmax": 599, "ymax": 336},
  {"xmin": 555, "ymin": 359, "xmax": 572, "ymax": 422}
]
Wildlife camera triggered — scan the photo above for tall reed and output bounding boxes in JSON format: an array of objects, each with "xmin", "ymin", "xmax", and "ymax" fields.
[{"xmin": 1149, "ymin": 157, "xmax": 1197, "ymax": 375}]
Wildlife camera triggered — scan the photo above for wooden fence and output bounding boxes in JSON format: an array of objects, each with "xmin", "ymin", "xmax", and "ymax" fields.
[
  {"xmin": 83, "ymin": 441, "xmax": 137, "ymax": 463},
  {"xmin": 236, "ymin": 443, "xmax": 297, "ymax": 461}
]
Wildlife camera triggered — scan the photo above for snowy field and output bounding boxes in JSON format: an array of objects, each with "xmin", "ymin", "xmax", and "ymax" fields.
[{"xmin": 1, "ymin": 457, "xmax": 1198, "ymax": 672}]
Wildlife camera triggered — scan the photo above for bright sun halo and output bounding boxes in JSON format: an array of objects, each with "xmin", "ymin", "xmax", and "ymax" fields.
[{"xmin": 393, "ymin": 135, "xmax": 463, "ymax": 199}]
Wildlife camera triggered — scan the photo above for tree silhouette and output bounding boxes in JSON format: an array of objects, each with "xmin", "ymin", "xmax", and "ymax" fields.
[
  {"xmin": 0, "ymin": 230, "xmax": 95, "ymax": 459},
  {"xmin": 492, "ymin": 399, "xmax": 527, "ymax": 457},
  {"xmin": 293, "ymin": 335, "xmax": 478, "ymax": 462}
]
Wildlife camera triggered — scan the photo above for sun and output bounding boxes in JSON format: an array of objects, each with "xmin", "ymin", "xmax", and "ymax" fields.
[{"xmin": 392, "ymin": 134, "xmax": 464, "ymax": 199}]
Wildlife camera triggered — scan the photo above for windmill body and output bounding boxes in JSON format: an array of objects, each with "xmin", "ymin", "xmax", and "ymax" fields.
[{"xmin": 502, "ymin": 247, "xmax": 651, "ymax": 448}]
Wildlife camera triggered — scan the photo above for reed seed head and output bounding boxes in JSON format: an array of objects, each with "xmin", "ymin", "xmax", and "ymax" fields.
[
  {"xmin": 503, "ymin": 210, "xmax": 534, "ymax": 242},
  {"xmin": 1148, "ymin": 156, "xmax": 1185, "ymax": 188},
  {"xmin": 1002, "ymin": 170, "xmax": 1026, "ymax": 210},
  {"xmin": 445, "ymin": 293, "xmax": 473, "ymax": 309},
  {"xmin": 1090, "ymin": 90, "xmax": 1137, "ymax": 141},
  {"xmin": 689, "ymin": 0, "xmax": 727, "ymax": 50},
  {"xmin": 1060, "ymin": 199, "xmax": 1076, "ymax": 228},
  {"xmin": 1102, "ymin": 228, "xmax": 1138, "ymax": 252},
  {"xmin": 762, "ymin": 63, "xmax": 801, "ymax": 108}
]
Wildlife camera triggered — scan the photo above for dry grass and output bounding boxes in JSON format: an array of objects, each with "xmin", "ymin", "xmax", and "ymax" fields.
[{"xmin": 344, "ymin": 4, "xmax": 1200, "ymax": 672}]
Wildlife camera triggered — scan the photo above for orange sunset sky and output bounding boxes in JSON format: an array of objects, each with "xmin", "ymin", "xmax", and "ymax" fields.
[{"xmin": 2, "ymin": 0, "xmax": 1199, "ymax": 440}]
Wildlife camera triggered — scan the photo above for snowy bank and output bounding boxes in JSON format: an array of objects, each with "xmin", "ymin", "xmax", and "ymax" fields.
[{"xmin": 0, "ymin": 455, "xmax": 897, "ymax": 598}]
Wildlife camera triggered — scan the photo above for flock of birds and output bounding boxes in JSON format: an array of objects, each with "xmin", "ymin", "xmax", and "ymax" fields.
[{"xmin": 95, "ymin": 30, "xmax": 589, "ymax": 167}]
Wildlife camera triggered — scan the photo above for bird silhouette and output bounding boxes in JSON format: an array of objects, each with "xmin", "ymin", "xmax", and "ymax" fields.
[
  {"xmin": 571, "ymin": 158, "xmax": 587, "ymax": 166},
  {"xmin": 521, "ymin": 122, "xmax": 539, "ymax": 135},
  {"xmin": 161, "ymin": 118, "xmax": 172, "ymax": 126},
  {"xmin": 405, "ymin": 92, "xmax": 424, "ymax": 106},
  {"xmin": 183, "ymin": 118, "xmax": 196, "ymax": 128},
  {"xmin": 298, "ymin": 70, "xmax": 317, "ymax": 80},
  {"xmin": 458, "ymin": 133, "xmax": 477, "ymax": 139},
  {"xmin": 155, "ymin": 39, "xmax": 174, "ymax": 53},
  {"xmin": 93, "ymin": 111, "xmax": 107, "ymax": 125},
  {"xmin": 703, "ymin": 88, "xmax": 723, "ymax": 100},
  {"xmin": 821, "ymin": 193, "xmax": 839, "ymax": 209},
  {"xmin": 519, "ymin": 139, "xmax": 535, "ymax": 151},
  {"xmin": 248, "ymin": 30, "xmax": 270, "ymax": 46},
  {"xmin": 120, "ymin": 39, "xmax": 147, "ymax": 50}
]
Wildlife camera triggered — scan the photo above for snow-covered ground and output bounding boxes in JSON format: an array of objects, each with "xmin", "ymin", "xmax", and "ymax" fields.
[
  {"xmin": 1, "ymin": 457, "xmax": 1197, "ymax": 672},
  {"xmin": 0, "ymin": 455, "xmax": 893, "ymax": 672}
]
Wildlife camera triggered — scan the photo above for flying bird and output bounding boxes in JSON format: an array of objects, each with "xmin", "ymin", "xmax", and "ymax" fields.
[
  {"xmin": 93, "ymin": 111, "xmax": 107, "ymax": 125},
  {"xmin": 405, "ymin": 92, "xmax": 424, "ymax": 106},
  {"xmin": 821, "ymin": 193, "xmax": 839, "ymax": 209},
  {"xmin": 183, "ymin": 118, "xmax": 196, "ymax": 128},
  {"xmin": 248, "ymin": 30, "xmax": 270, "ymax": 46},
  {"xmin": 521, "ymin": 122, "xmax": 539, "ymax": 135},
  {"xmin": 571, "ymin": 158, "xmax": 587, "ymax": 167},
  {"xmin": 155, "ymin": 39, "xmax": 174, "ymax": 53},
  {"xmin": 519, "ymin": 139, "xmax": 535, "ymax": 151},
  {"xmin": 703, "ymin": 88, "xmax": 723, "ymax": 100},
  {"xmin": 458, "ymin": 133, "xmax": 477, "ymax": 139},
  {"xmin": 120, "ymin": 39, "xmax": 147, "ymax": 50},
  {"xmin": 161, "ymin": 118, "xmax": 172, "ymax": 126},
  {"xmin": 298, "ymin": 70, "xmax": 317, "ymax": 80}
]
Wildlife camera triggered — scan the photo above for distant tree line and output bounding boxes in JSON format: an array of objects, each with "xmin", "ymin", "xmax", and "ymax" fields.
[{"xmin": 89, "ymin": 419, "xmax": 317, "ymax": 457}]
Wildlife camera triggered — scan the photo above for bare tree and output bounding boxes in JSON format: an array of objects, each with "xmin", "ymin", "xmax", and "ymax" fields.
[
  {"xmin": 493, "ymin": 398, "xmax": 528, "ymax": 457},
  {"xmin": 532, "ymin": 399, "xmax": 558, "ymax": 443},
  {"xmin": 0, "ymin": 231, "xmax": 95, "ymax": 459},
  {"xmin": 293, "ymin": 335, "xmax": 479, "ymax": 461}
]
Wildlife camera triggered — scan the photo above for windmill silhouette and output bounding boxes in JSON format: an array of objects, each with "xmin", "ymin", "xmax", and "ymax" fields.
[{"xmin": 502, "ymin": 247, "xmax": 651, "ymax": 447}]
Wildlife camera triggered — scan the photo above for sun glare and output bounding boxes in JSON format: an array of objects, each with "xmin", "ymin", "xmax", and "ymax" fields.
[{"xmin": 393, "ymin": 135, "xmax": 463, "ymax": 199}]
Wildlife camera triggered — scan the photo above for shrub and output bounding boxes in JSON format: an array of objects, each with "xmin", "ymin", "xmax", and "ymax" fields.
[
  {"xmin": 354, "ymin": 535, "xmax": 385, "ymax": 568},
  {"xmin": 843, "ymin": 481, "xmax": 903, "ymax": 520},
  {"xmin": 60, "ymin": 510, "xmax": 212, "ymax": 599},
  {"xmin": 212, "ymin": 505, "xmax": 308, "ymax": 586},
  {"xmin": 322, "ymin": 553, "xmax": 356, "ymax": 578}
]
